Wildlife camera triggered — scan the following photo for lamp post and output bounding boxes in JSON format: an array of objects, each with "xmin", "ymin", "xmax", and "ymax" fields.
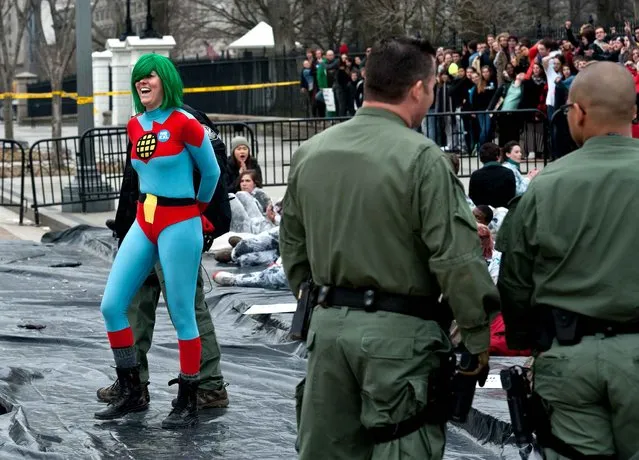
[
  {"xmin": 119, "ymin": 0, "xmax": 134, "ymax": 41},
  {"xmin": 141, "ymin": 0, "xmax": 162, "ymax": 39}
]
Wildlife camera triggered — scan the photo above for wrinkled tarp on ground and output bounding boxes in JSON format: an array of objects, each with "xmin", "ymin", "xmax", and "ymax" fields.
[{"xmin": 0, "ymin": 226, "xmax": 537, "ymax": 459}]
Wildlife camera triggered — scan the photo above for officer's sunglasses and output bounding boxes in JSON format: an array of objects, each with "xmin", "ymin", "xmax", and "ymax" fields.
[
  {"xmin": 559, "ymin": 102, "xmax": 586, "ymax": 116},
  {"xmin": 561, "ymin": 101, "xmax": 639, "ymax": 124}
]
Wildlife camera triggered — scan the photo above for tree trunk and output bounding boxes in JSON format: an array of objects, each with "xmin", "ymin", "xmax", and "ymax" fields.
[
  {"xmin": 596, "ymin": 0, "xmax": 616, "ymax": 25},
  {"xmin": 3, "ymin": 95, "xmax": 14, "ymax": 140},
  {"xmin": 152, "ymin": 0, "xmax": 171, "ymax": 35},
  {"xmin": 267, "ymin": 1, "xmax": 296, "ymax": 54},
  {"xmin": 569, "ymin": 0, "xmax": 582, "ymax": 23},
  {"xmin": 50, "ymin": 75, "xmax": 63, "ymax": 139},
  {"xmin": 458, "ymin": 0, "xmax": 486, "ymax": 40}
]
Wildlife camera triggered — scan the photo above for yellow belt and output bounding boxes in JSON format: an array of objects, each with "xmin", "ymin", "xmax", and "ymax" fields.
[{"xmin": 143, "ymin": 193, "xmax": 158, "ymax": 224}]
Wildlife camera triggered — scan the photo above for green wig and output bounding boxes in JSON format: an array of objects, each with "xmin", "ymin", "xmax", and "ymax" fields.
[{"xmin": 131, "ymin": 53, "xmax": 184, "ymax": 113}]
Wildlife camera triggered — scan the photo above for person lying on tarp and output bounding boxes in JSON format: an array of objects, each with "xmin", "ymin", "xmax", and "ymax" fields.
[
  {"xmin": 212, "ymin": 257, "xmax": 288, "ymax": 290},
  {"xmin": 214, "ymin": 200, "xmax": 283, "ymax": 265},
  {"xmin": 229, "ymin": 170, "xmax": 277, "ymax": 235}
]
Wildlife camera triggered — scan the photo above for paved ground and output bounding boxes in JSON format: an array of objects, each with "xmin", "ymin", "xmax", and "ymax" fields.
[
  {"xmin": 0, "ymin": 206, "xmax": 47, "ymax": 241},
  {"xmin": 0, "ymin": 226, "xmax": 18, "ymax": 240},
  {"xmin": 0, "ymin": 123, "xmax": 81, "ymax": 147}
]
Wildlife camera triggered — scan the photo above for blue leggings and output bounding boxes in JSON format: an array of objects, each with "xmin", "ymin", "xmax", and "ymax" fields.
[{"xmin": 100, "ymin": 217, "xmax": 203, "ymax": 341}]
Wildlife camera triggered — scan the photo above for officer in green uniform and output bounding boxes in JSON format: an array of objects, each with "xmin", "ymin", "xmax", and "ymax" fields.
[
  {"xmin": 498, "ymin": 61, "xmax": 639, "ymax": 459},
  {"xmin": 280, "ymin": 37, "xmax": 500, "ymax": 460}
]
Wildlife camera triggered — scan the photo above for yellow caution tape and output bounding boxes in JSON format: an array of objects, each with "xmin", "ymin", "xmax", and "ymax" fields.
[
  {"xmin": 76, "ymin": 96, "xmax": 93, "ymax": 105},
  {"xmin": 0, "ymin": 81, "xmax": 299, "ymax": 101}
]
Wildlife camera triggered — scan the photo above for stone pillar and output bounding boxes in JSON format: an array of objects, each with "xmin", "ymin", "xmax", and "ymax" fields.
[
  {"xmin": 106, "ymin": 38, "xmax": 132, "ymax": 126},
  {"xmin": 14, "ymin": 72, "xmax": 37, "ymax": 124},
  {"xmin": 92, "ymin": 50, "xmax": 112, "ymax": 127},
  {"xmin": 126, "ymin": 35, "xmax": 177, "ymax": 64}
]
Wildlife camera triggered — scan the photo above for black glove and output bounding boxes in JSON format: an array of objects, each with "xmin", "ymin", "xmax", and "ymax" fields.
[
  {"xmin": 203, "ymin": 233, "xmax": 214, "ymax": 252},
  {"xmin": 105, "ymin": 219, "xmax": 124, "ymax": 248}
]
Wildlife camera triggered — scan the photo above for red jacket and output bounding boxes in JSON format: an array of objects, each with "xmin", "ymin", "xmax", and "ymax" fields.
[
  {"xmin": 489, "ymin": 313, "xmax": 531, "ymax": 356},
  {"xmin": 525, "ymin": 45, "xmax": 540, "ymax": 80},
  {"xmin": 625, "ymin": 66, "xmax": 639, "ymax": 139}
]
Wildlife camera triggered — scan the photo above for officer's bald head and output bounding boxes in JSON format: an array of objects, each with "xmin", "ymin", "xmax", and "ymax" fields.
[{"xmin": 567, "ymin": 62, "xmax": 636, "ymax": 145}]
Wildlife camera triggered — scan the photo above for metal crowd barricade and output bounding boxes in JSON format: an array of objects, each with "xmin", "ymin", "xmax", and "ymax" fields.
[
  {"xmin": 0, "ymin": 139, "xmax": 27, "ymax": 224},
  {"xmin": 421, "ymin": 108, "xmax": 550, "ymax": 177},
  {"xmin": 77, "ymin": 127, "xmax": 128, "ymax": 213},
  {"xmin": 241, "ymin": 117, "xmax": 350, "ymax": 185},
  {"xmin": 28, "ymin": 136, "xmax": 81, "ymax": 225},
  {"xmin": 212, "ymin": 122, "xmax": 256, "ymax": 157},
  {"xmin": 19, "ymin": 109, "xmax": 553, "ymax": 225},
  {"xmin": 549, "ymin": 109, "xmax": 578, "ymax": 159}
]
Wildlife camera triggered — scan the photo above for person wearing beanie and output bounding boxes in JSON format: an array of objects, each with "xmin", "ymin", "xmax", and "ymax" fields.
[{"xmin": 227, "ymin": 135, "xmax": 262, "ymax": 192}]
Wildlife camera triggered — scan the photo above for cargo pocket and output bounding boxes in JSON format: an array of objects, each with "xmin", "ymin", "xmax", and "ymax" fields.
[
  {"xmin": 407, "ymin": 375, "xmax": 429, "ymax": 412},
  {"xmin": 361, "ymin": 336, "xmax": 414, "ymax": 360},
  {"xmin": 533, "ymin": 353, "xmax": 571, "ymax": 405},
  {"xmin": 360, "ymin": 337, "xmax": 419, "ymax": 428}
]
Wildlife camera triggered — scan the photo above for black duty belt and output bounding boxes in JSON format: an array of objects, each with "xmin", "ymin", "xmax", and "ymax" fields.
[
  {"xmin": 316, "ymin": 285, "xmax": 444, "ymax": 323},
  {"xmin": 139, "ymin": 193, "xmax": 196, "ymax": 207},
  {"xmin": 575, "ymin": 313, "xmax": 639, "ymax": 337}
]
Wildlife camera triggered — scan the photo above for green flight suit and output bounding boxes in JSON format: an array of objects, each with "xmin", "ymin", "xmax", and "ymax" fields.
[
  {"xmin": 280, "ymin": 107, "xmax": 499, "ymax": 459},
  {"xmin": 497, "ymin": 136, "xmax": 639, "ymax": 459},
  {"xmin": 127, "ymin": 262, "xmax": 225, "ymax": 391}
]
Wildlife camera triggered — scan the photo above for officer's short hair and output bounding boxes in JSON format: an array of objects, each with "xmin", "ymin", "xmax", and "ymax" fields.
[
  {"xmin": 479, "ymin": 143, "xmax": 501, "ymax": 163},
  {"xmin": 364, "ymin": 36, "xmax": 436, "ymax": 104}
]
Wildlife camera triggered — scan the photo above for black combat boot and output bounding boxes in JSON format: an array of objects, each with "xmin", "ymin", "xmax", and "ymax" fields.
[
  {"xmin": 94, "ymin": 366, "xmax": 149, "ymax": 420},
  {"xmin": 161, "ymin": 375, "xmax": 199, "ymax": 429},
  {"xmin": 96, "ymin": 378, "xmax": 150, "ymax": 404},
  {"xmin": 171, "ymin": 384, "xmax": 229, "ymax": 409}
]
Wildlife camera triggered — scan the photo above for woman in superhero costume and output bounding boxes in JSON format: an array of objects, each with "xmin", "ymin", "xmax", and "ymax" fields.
[{"xmin": 94, "ymin": 53, "xmax": 220, "ymax": 429}]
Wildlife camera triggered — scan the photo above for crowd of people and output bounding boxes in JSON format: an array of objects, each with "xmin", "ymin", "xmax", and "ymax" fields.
[
  {"xmin": 299, "ymin": 44, "xmax": 368, "ymax": 117},
  {"xmin": 424, "ymin": 20, "xmax": 639, "ymax": 158},
  {"xmin": 302, "ymin": 21, "xmax": 639, "ymax": 160}
]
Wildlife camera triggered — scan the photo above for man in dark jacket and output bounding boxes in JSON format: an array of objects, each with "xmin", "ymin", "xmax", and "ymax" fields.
[
  {"xmin": 97, "ymin": 104, "xmax": 231, "ymax": 409},
  {"xmin": 469, "ymin": 142, "xmax": 517, "ymax": 207}
]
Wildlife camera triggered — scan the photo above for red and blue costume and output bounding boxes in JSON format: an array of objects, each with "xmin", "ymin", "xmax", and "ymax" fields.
[{"xmin": 100, "ymin": 107, "xmax": 220, "ymax": 376}]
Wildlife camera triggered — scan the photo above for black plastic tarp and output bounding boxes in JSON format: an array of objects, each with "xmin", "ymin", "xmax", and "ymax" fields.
[{"xmin": 0, "ymin": 226, "xmax": 539, "ymax": 459}]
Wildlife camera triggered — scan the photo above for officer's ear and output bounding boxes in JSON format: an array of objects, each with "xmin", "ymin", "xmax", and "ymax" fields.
[{"xmin": 410, "ymin": 77, "xmax": 434, "ymax": 102}]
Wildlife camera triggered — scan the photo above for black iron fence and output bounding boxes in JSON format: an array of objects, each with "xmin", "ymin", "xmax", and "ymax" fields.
[
  {"xmin": 0, "ymin": 139, "xmax": 27, "ymax": 224},
  {"xmin": 11, "ymin": 109, "xmax": 552, "ymax": 224}
]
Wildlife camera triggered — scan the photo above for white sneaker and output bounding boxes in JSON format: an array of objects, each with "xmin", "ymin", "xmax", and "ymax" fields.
[{"xmin": 212, "ymin": 271, "xmax": 235, "ymax": 286}]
